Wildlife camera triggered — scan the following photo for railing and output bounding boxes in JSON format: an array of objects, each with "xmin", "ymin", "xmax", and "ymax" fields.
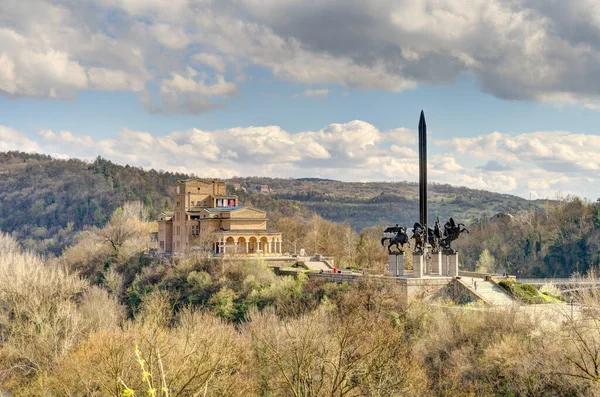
[
  {"xmin": 308, "ymin": 272, "xmax": 361, "ymax": 283},
  {"xmin": 517, "ymin": 278, "xmax": 600, "ymax": 285}
]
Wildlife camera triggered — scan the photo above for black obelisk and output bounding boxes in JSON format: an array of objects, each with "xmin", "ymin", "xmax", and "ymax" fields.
[{"xmin": 418, "ymin": 110, "xmax": 427, "ymax": 232}]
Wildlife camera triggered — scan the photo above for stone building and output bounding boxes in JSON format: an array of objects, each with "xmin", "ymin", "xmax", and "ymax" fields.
[{"xmin": 157, "ymin": 178, "xmax": 282, "ymax": 255}]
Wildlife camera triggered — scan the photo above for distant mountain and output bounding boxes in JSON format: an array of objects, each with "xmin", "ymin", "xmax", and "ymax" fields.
[
  {"xmin": 228, "ymin": 177, "xmax": 546, "ymax": 231},
  {"xmin": 295, "ymin": 177, "xmax": 340, "ymax": 182},
  {"xmin": 1, "ymin": 151, "xmax": 544, "ymax": 255}
]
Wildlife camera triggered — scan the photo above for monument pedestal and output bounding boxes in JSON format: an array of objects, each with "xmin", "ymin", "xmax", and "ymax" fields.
[
  {"xmin": 431, "ymin": 251, "xmax": 442, "ymax": 275},
  {"xmin": 388, "ymin": 254, "xmax": 405, "ymax": 276},
  {"xmin": 413, "ymin": 253, "xmax": 424, "ymax": 278},
  {"xmin": 444, "ymin": 252, "xmax": 459, "ymax": 277}
]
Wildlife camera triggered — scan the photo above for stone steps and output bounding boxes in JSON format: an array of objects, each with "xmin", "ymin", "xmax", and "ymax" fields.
[{"xmin": 472, "ymin": 280, "xmax": 515, "ymax": 306}]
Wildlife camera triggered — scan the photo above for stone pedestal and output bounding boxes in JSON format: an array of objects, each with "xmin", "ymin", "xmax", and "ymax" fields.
[
  {"xmin": 441, "ymin": 253, "xmax": 448, "ymax": 275},
  {"xmin": 413, "ymin": 253, "xmax": 424, "ymax": 278},
  {"xmin": 431, "ymin": 251, "xmax": 442, "ymax": 275},
  {"xmin": 388, "ymin": 254, "xmax": 405, "ymax": 276},
  {"xmin": 446, "ymin": 253, "xmax": 459, "ymax": 277},
  {"xmin": 396, "ymin": 254, "xmax": 405, "ymax": 276}
]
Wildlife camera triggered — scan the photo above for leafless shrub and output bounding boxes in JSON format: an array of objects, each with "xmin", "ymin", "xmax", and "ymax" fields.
[
  {"xmin": 245, "ymin": 304, "xmax": 428, "ymax": 397},
  {"xmin": 0, "ymin": 232, "xmax": 88, "ymax": 384},
  {"xmin": 78, "ymin": 286, "xmax": 125, "ymax": 332}
]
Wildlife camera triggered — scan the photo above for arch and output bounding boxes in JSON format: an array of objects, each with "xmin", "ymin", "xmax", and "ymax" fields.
[
  {"xmin": 249, "ymin": 237, "xmax": 258, "ymax": 254},
  {"xmin": 238, "ymin": 237, "xmax": 247, "ymax": 253},
  {"xmin": 260, "ymin": 237, "xmax": 269, "ymax": 254},
  {"xmin": 225, "ymin": 236, "xmax": 235, "ymax": 253}
]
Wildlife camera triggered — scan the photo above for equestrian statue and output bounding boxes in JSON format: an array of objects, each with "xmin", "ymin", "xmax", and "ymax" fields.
[
  {"xmin": 439, "ymin": 217, "xmax": 469, "ymax": 253},
  {"xmin": 381, "ymin": 225, "xmax": 410, "ymax": 254}
]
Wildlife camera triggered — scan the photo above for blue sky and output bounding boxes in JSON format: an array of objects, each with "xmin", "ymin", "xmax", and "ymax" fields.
[
  {"xmin": 2, "ymin": 0, "xmax": 600, "ymax": 200},
  {"xmin": 4, "ymin": 74, "xmax": 598, "ymax": 140}
]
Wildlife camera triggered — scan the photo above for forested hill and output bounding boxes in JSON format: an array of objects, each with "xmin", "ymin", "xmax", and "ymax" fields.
[
  {"xmin": 1, "ymin": 151, "xmax": 542, "ymax": 255},
  {"xmin": 229, "ymin": 177, "xmax": 545, "ymax": 231},
  {"xmin": 0, "ymin": 152, "xmax": 306, "ymax": 254},
  {"xmin": 0, "ymin": 152, "xmax": 190, "ymax": 253}
]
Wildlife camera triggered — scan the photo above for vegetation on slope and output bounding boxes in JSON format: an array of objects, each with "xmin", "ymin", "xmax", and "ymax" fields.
[
  {"xmin": 496, "ymin": 280, "xmax": 563, "ymax": 304},
  {"xmin": 0, "ymin": 152, "xmax": 311, "ymax": 255},
  {"xmin": 0, "ymin": 152, "xmax": 188, "ymax": 254},
  {"xmin": 456, "ymin": 196, "xmax": 600, "ymax": 277},
  {"xmin": 2, "ymin": 152, "xmax": 600, "ymax": 277},
  {"xmin": 1, "ymin": 222, "xmax": 600, "ymax": 396},
  {"xmin": 228, "ymin": 176, "xmax": 547, "ymax": 231}
]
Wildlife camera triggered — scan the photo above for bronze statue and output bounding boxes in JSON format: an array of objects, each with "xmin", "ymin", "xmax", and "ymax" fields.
[
  {"xmin": 439, "ymin": 217, "xmax": 469, "ymax": 254},
  {"xmin": 411, "ymin": 222, "xmax": 427, "ymax": 254},
  {"xmin": 427, "ymin": 217, "xmax": 444, "ymax": 252},
  {"xmin": 381, "ymin": 225, "xmax": 410, "ymax": 254}
]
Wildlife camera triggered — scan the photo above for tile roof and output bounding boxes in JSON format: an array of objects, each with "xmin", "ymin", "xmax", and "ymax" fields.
[
  {"xmin": 204, "ymin": 206, "xmax": 246, "ymax": 212},
  {"xmin": 215, "ymin": 230, "xmax": 281, "ymax": 234},
  {"xmin": 177, "ymin": 177, "xmax": 219, "ymax": 183}
]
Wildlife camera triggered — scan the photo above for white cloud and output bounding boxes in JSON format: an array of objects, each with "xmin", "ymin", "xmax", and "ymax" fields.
[
  {"xmin": 88, "ymin": 67, "xmax": 145, "ymax": 91},
  {"xmin": 303, "ymin": 89, "xmax": 329, "ymax": 97},
  {"xmin": 148, "ymin": 68, "xmax": 239, "ymax": 114},
  {"xmin": 0, "ymin": 126, "xmax": 40, "ymax": 152},
  {"xmin": 191, "ymin": 53, "xmax": 227, "ymax": 73},
  {"xmin": 438, "ymin": 131, "xmax": 600, "ymax": 173},
  {"xmin": 5, "ymin": 1, "xmax": 600, "ymax": 110},
  {"xmin": 3, "ymin": 120, "xmax": 600, "ymax": 199},
  {"xmin": 0, "ymin": 28, "xmax": 88, "ymax": 98}
]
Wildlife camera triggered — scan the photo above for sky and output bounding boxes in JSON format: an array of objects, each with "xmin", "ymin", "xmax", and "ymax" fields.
[{"xmin": 1, "ymin": 0, "xmax": 600, "ymax": 200}]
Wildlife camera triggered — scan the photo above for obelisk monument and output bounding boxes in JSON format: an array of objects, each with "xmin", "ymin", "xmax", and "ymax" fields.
[
  {"xmin": 413, "ymin": 110, "xmax": 428, "ymax": 277},
  {"xmin": 418, "ymin": 110, "xmax": 427, "ymax": 232}
]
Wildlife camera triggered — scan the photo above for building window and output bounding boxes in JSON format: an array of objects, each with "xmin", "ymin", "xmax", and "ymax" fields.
[
  {"xmin": 191, "ymin": 201, "xmax": 195, "ymax": 206},
  {"xmin": 176, "ymin": 201, "xmax": 180, "ymax": 208},
  {"xmin": 176, "ymin": 241, "xmax": 180, "ymax": 248},
  {"xmin": 176, "ymin": 226, "xmax": 180, "ymax": 236},
  {"xmin": 160, "ymin": 241, "xmax": 164, "ymax": 249}
]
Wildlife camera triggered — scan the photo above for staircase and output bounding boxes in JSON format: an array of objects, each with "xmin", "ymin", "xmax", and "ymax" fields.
[{"xmin": 473, "ymin": 280, "xmax": 515, "ymax": 306}]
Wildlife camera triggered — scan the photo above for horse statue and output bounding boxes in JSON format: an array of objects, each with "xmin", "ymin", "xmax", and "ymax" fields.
[
  {"xmin": 381, "ymin": 225, "xmax": 410, "ymax": 254},
  {"xmin": 411, "ymin": 222, "xmax": 427, "ymax": 254},
  {"xmin": 427, "ymin": 217, "xmax": 444, "ymax": 252},
  {"xmin": 439, "ymin": 217, "xmax": 469, "ymax": 253}
]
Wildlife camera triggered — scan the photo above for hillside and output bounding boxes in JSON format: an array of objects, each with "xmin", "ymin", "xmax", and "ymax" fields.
[
  {"xmin": 228, "ymin": 177, "xmax": 546, "ymax": 231},
  {"xmin": 0, "ymin": 152, "xmax": 308, "ymax": 254},
  {"xmin": 0, "ymin": 152, "xmax": 188, "ymax": 253},
  {"xmin": 1, "ymin": 152, "xmax": 541, "ymax": 256}
]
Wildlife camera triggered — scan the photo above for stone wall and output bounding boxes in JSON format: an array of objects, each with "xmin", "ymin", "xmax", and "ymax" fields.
[{"xmin": 449, "ymin": 279, "xmax": 488, "ymax": 305}]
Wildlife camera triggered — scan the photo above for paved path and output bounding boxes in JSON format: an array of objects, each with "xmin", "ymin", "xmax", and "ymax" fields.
[
  {"xmin": 478, "ymin": 280, "xmax": 516, "ymax": 305},
  {"xmin": 464, "ymin": 278, "xmax": 516, "ymax": 306},
  {"xmin": 304, "ymin": 261, "xmax": 333, "ymax": 271}
]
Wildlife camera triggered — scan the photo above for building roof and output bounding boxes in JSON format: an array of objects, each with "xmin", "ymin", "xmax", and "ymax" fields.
[
  {"xmin": 185, "ymin": 206, "xmax": 247, "ymax": 215},
  {"xmin": 176, "ymin": 177, "xmax": 222, "ymax": 183},
  {"xmin": 160, "ymin": 211, "xmax": 174, "ymax": 216},
  {"xmin": 204, "ymin": 206, "xmax": 246, "ymax": 212}
]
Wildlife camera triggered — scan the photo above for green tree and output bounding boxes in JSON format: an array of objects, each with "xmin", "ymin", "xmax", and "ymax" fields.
[{"xmin": 476, "ymin": 249, "xmax": 497, "ymax": 273}]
